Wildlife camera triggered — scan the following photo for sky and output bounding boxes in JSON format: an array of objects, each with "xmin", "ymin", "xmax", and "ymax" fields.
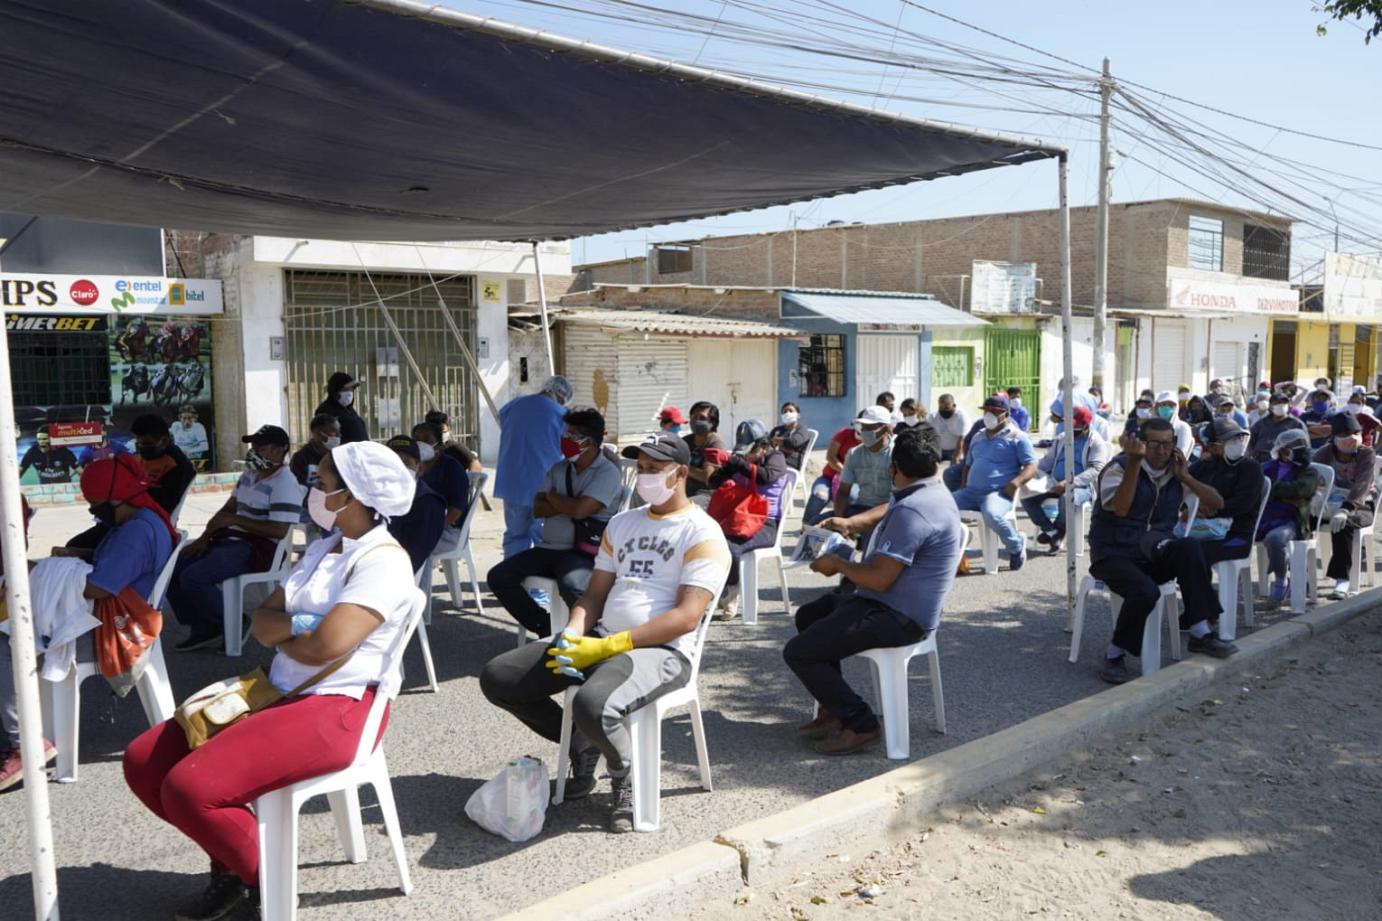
[{"xmin": 442, "ymin": 0, "xmax": 1382, "ymax": 275}]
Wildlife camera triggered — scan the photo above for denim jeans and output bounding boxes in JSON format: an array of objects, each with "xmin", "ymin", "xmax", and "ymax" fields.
[
  {"xmin": 942, "ymin": 463, "xmax": 965, "ymax": 491},
  {"xmin": 165, "ymin": 539, "xmax": 255, "ymax": 636},
  {"xmin": 950, "ymin": 486, "xmax": 1023, "ymax": 557},
  {"xmin": 1260, "ymin": 523, "xmax": 1295, "ymax": 578},
  {"xmin": 501, "ymin": 501, "xmax": 543, "ymax": 559},
  {"xmin": 803, "ymin": 479, "xmax": 858, "ymax": 525},
  {"xmin": 1020, "ymin": 486, "xmax": 1092, "ymax": 538}
]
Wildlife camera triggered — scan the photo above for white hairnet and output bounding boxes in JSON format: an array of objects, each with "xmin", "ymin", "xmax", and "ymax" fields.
[
  {"xmin": 541, "ymin": 375, "xmax": 574, "ymax": 403},
  {"xmin": 1271, "ymin": 428, "xmax": 1309, "ymax": 454},
  {"xmin": 331, "ymin": 440, "xmax": 416, "ymax": 519}
]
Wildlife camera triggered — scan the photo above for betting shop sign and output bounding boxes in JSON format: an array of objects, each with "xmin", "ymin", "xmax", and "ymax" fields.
[{"xmin": 0, "ymin": 273, "xmax": 224, "ymax": 315}]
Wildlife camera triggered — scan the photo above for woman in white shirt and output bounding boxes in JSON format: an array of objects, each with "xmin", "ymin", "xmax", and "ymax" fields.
[{"xmin": 124, "ymin": 441, "xmax": 417, "ymax": 921}]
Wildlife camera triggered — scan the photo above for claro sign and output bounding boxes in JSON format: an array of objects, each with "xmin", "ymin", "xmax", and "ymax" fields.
[
  {"xmin": 0, "ymin": 273, "xmax": 223, "ymax": 315},
  {"xmin": 1166, "ymin": 272, "xmax": 1298, "ymax": 315}
]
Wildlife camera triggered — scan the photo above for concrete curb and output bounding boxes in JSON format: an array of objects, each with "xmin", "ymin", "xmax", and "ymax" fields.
[{"xmin": 497, "ymin": 591, "xmax": 1379, "ymax": 919}]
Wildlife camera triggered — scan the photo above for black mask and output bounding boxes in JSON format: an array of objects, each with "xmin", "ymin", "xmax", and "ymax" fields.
[
  {"xmin": 691, "ymin": 419, "xmax": 712, "ymax": 435},
  {"xmin": 137, "ymin": 444, "xmax": 166, "ymax": 460},
  {"xmin": 938, "ymin": 409, "xmax": 954, "ymax": 419},
  {"xmin": 1290, "ymin": 447, "xmax": 1311, "ymax": 466},
  {"xmin": 90, "ymin": 501, "xmax": 117, "ymax": 527}
]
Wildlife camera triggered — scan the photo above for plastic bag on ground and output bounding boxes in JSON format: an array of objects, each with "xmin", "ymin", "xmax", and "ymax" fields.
[{"xmin": 464, "ymin": 755, "xmax": 549, "ymax": 842}]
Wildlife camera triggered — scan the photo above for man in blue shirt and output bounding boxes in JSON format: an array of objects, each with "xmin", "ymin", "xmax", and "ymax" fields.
[
  {"xmin": 494, "ymin": 375, "xmax": 573, "ymax": 558},
  {"xmin": 1005, "ymin": 386, "xmax": 1031, "ymax": 432},
  {"xmin": 784, "ymin": 425, "xmax": 964, "ymax": 756},
  {"xmin": 948, "ymin": 394, "xmax": 1038, "ymax": 570}
]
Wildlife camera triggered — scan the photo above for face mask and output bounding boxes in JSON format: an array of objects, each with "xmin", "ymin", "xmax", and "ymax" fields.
[
  {"xmin": 324, "ymin": 436, "xmax": 341, "ymax": 449},
  {"xmin": 1135, "ymin": 407, "xmax": 1152, "ymax": 419},
  {"xmin": 1290, "ymin": 447, "xmax": 1311, "ymax": 465},
  {"xmin": 1177, "ymin": 393, "xmax": 1190, "ymax": 404},
  {"xmin": 417, "ymin": 442, "xmax": 436, "ymax": 463},
  {"xmin": 938, "ymin": 409, "xmax": 954, "ymax": 419},
  {"xmin": 337, "ymin": 390, "xmax": 355, "ymax": 408},
  {"xmin": 1224, "ymin": 439, "xmax": 1246, "ymax": 462},
  {"xmin": 1335, "ymin": 435, "xmax": 1361, "ymax": 453},
  {"xmin": 903, "ymin": 415, "xmax": 918, "ymax": 427},
  {"xmin": 307, "ymin": 487, "xmax": 348, "ymax": 531},
  {"xmin": 1157, "ymin": 406, "xmax": 1175, "ymax": 420},
  {"xmin": 1313, "ymin": 401, "xmax": 1331, "ymax": 415},
  {"xmin": 1009, "ymin": 397, "xmax": 1021, "ymax": 407},
  {"xmin": 1073, "ymin": 427, "xmax": 1088, "ymax": 439},
  {"xmin": 137, "ymin": 444, "xmax": 165, "ymax": 460},
  {"xmin": 665, "ymin": 424, "xmax": 683, "ymax": 436},
  {"xmin": 635, "ymin": 469, "xmax": 677, "ymax": 506},
  {"xmin": 1346, "ymin": 403, "xmax": 1362, "ymax": 415},
  {"xmin": 560, "ymin": 437, "xmax": 585, "ymax": 458},
  {"xmin": 1258, "ymin": 389, "xmax": 1271, "ymax": 398},
  {"xmin": 1270, "ymin": 404, "xmax": 1288, "ymax": 418},
  {"xmin": 858, "ymin": 428, "xmax": 882, "ymax": 447},
  {"xmin": 246, "ymin": 448, "xmax": 275, "ymax": 470},
  {"xmin": 780, "ymin": 411, "xmax": 798, "ymax": 426},
  {"xmin": 691, "ymin": 419, "xmax": 712, "ymax": 435},
  {"xmin": 983, "ymin": 412, "xmax": 1000, "ymax": 429},
  {"xmin": 90, "ymin": 501, "xmax": 117, "ymax": 527},
  {"xmin": 440, "ymin": 430, "xmax": 452, "ymax": 444}
]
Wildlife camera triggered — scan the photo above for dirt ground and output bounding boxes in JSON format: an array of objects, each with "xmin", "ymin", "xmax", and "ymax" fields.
[{"xmin": 691, "ymin": 613, "xmax": 1382, "ymax": 921}]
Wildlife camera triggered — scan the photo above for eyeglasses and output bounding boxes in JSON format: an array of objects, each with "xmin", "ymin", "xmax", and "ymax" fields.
[{"xmin": 1143, "ymin": 439, "xmax": 1175, "ymax": 451}]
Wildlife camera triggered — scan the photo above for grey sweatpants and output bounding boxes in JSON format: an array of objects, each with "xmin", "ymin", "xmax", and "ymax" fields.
[
  {"xmin": 0, "ymin": 632, "xmax": 95, "ymax": 748},
  {"xmin": 478, "ymin": 641, "xmax": 689, "ymax": 774}
]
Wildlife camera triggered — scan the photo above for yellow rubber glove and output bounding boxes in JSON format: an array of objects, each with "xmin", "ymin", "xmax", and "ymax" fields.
[{"xmin": 545, "ymin": 630, "xmax": 633, "ymax": 673}]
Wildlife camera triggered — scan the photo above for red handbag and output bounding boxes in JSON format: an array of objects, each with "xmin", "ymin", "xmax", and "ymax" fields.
[{"xmin": 707, "ymin": 465, "xmax": 770, "ymax": 539}]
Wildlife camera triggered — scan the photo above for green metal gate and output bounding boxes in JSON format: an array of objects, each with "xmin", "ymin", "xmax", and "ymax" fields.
[{"xmin": 983, "ymin": 327, "xmax": 1041, "ymax": 430}]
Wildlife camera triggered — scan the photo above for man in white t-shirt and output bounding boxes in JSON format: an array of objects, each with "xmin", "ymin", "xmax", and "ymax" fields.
[
  {"xmin": 480, "ymin": 433, "xmax": 730, "ymax": 833},
  {"xmin": 927, "ymin": 394, "xmax": 969, "ymax": 463}
]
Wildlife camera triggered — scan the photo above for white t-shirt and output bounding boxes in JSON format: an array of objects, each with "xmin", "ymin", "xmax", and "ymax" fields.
[
  {"xmin": 593, "ymin": 504, "xmax": 731, "ymax": 655},
  {"xmin": 269, "ymin": 525, "xmax": 416, "ymax": 699},
  {"xmin": 927, "ymin": 409, "xmax": 970, "ymax": 452}
]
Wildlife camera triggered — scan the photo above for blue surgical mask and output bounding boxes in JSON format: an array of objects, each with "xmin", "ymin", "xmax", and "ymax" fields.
[
  {"xmin": 666, "ymin": 424, "xmax": 683, "ymax": 436},
  {"xmin": 1313, "ymin": 401, "xmax": 1331, "ymax": 415}
]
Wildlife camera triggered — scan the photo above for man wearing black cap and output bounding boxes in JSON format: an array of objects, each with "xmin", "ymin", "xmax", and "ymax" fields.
[
  {"xmin": 314, "ymin": 371, "xmax": 368, "ymax": 444},
  {"xmin": 1247, "ymin": 391, "xmax": 1306, "ymax": 463},
  {"xmin": 167, "ymin": 424, "xmax": 307, "ymax": 650},
  {"xmin": 1312, "ymin": 412, "xmax": 1377, "ymax": 598},
  {"xmin": 1187, "ymin": 417, "xmax": 1263, "ymax": 567},
  {"xmin": 480, "ymin": 432, "xmax": 730, "ymax": 833},
  {"xmin": 384, "ymin": 435, "xmax": 448, "ymax": 573}
]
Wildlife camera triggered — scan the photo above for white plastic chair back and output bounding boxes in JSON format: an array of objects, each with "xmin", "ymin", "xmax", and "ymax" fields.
[
  {"xmin": 1307, "ymin": 462, "xmax": 1336, "ymax": 532},
  {"xmin": 149, "ymin": 529, "xmax": 190, "ymax": 609},
  {"xmin": 453, "ymin": 471, "xmax": 488, "ymax": 548},
  {"xmin": 346, "ymin": 587, "xmax": 427, "ymax": 768},
  {"xmin": 796, "ymin": 428, "xmax": 820, "ymax": 471},
  {"xmin": 169, "ymin": 493, "xmax": 188, "ymax": 528},
  {"xmin": 615, "ymin": 484, "xmax": 633, "ymax": 514},
  {"xmin": 739, "ymin": 469, "xmax": 797, "ymax": 624}
]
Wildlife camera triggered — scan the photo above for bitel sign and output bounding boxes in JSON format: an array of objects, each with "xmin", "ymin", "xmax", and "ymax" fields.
[{"xmin": 0, "ymin": 272, "xmax": 224, "ymax": 315}]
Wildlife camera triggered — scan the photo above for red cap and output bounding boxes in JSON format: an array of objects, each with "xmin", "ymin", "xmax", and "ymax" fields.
[
  {"xmin": 659, "ymin": 406, "xmax": 688, "ymax": 425},
  {"xmin": 1072, "ymin": 406, "xmax": 1093, "ymax": 426}
]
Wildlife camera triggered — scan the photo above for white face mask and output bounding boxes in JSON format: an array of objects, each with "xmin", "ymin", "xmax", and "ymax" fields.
[
  {"xmin": 1224, "ymin": 439, "xmax": 1247, "ymax": 462},
  {"xmin": 1335, "ymin": 435, "xmax": 1361, "ymax": 454},
  {"xmin": 858, "ymin": 428, "xmax": 883, "ymax": 447},
  {"xmin": 635, "ymin": 468, "xmax": 677, "ymax": 506},
  {"xmin": 1346, "ymin": 403, "xmax": 1362, "ymax": 415},
  {"xmin": 1135, "ymin": 407, "xmax": 1152, "ymax": 419},
  {"xmin": 903, "ymin": 414, "xmax": 918, "ymax": 427},
  {"xmin": 779, "ymin": 411, "xmax": 798, "ymax": 426},
  {"xmin": 307, "ymin": 487, "xmax": 347, "ymax": 531},
  {"xmin": 323, "ymin": 436, "xmax": 341, "ymax": 450},
  {"xmin": 417, "ymin": 442, "xmax": 436, "ymax": 463},
  {"xmin": 1270, "ymin": 404, "xmax": 1288, "ymax": 418},
  {"xmin": 983, "ymin": 412, "xmax": 1000, "ymax": 429},
  {"xmin": 337, "ymin": 390, "xmax": 355, "ymax": 408}
]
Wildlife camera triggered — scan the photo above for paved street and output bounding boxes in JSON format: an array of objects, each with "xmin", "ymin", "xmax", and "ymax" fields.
[{"xmin": 0, "ymin": 480, "xmax": 1313, "ymax": 919}]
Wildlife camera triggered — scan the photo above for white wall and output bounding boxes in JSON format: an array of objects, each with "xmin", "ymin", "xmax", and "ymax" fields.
[
  {"xmin": 1037, "ymin": 316, "xmax": 1114, "ymax": 414},
  {"xmin": 238, "ymin": 263, "xmax": 289, "ymax": 432}
]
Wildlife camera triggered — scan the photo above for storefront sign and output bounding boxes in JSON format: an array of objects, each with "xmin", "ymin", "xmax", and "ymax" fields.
[
  {"xmin": 1167, "ymin": 272, "xmax": 1298, "ymax": 315},
  {"xmin": 48, "ymin": 421, "xmax": 104, "ymax": 447},
  {"xmin": 6, "ymin": 314, "xmax": 107, "ymax": 332},
  {"xmin": 971, "ymin": 260, "xmax": 1038, "ymax": 313},
  {"xmin": 1, "ymin": 273, "xmax": 223, "ymax": 315},
  {"xmin": 1323, "ymin": 252, "xmax": 1382, "ymax": 319}
]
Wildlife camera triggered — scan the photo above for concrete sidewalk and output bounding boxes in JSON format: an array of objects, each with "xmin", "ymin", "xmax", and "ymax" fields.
[{"xmin": 0, "ymin": 484, "xmax": 1328, "ymax": 919}]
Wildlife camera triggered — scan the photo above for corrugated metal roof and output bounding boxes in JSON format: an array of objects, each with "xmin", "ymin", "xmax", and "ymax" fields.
[
  {"xmin": 782, "ymin": 291, "xmax": 988, "ymax": 327},
  {"xmin": 557, "ymin": 309, "xmax": 807, "ymax": 339}
]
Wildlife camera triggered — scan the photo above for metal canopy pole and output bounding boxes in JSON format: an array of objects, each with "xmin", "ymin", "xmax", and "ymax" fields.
[
  {"xmin": 531, "ymin": 242, "xmax": 556, "ymax": 377},
  {"xmin": 0, "ymin": 317, "xmax": 61, "ymax": 919},
  {"xmin": 1058, "ymin": 154, "xmax": 1078, "ymax": 629}
]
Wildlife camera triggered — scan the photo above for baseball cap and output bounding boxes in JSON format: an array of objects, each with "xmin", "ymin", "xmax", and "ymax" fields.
[
  {"xmin": 1214, "ymin": 393, "xmax": 1236, "ymax": 408},
  {"xmin": 1071, "ymin": 406, "xmax": 1093, "ymax": 427},
  {"xmin": 1203, "ymin": 416, "xmax": 1247, "ymax": 443},
  {"xmin": 854, "ymin": 405, "xmax": 893, "ymax": 427},
  {"xmin": 659, "ymin": 406, "xmax": 688, "ymax": 425},
  {"xmin": 1331, "ymin": 412, "xmax": 1362, "ymax": 435},
  {"xmin": 241, "ymin": 424, "xmax": 290, "ymax": 447},
  {"xmin": 635, "ymin": 433, "xmax": 691, "ymax": 465},
  {"xmin": 982, "ymin": 394, "xmax": 1010, "ymax": 412},
  {"xmin": 385, "ymin": 434, "xmax": 421, "ymax": 461},
  {"xmin": 733, "ymin": 419, "xmax": 768, "ymax": 452},
  {"xmin": 1155, "ymin": 390, "xmax": 1176, "ymax": 405}
]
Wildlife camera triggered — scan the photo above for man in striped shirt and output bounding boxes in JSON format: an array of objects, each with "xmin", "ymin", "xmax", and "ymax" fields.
[{"xmin": 167, "ymin": 425, "xmax": 306, "ymax": 651}]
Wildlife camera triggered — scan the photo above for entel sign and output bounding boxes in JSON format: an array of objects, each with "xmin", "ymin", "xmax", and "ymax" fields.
[
  {"xmin": 0, "ymin": 272, "xmax": 224, "ymax": 315},
  {"xmin": 1167, "ymin": 272, "xmax": 1298, "ymax": 315}
]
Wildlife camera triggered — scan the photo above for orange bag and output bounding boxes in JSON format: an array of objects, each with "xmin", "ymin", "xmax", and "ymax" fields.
[
  {"xmin": 93, "ymin": 586, "xmax": 162, "ymax": 696},
  {"xmin": 707, "ymin": 466, "xmax": 770, "ymax": 540}
]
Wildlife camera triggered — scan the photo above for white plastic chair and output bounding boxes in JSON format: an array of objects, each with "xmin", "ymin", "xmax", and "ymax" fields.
[
  {"xmin": 958, "ymin": 504, "xmax": 1020, "ymax": 574},
  {"xmin": 518, "ymin": 576, "xmax": 570, "ymax": 647},
  {"xmin": 791, "ymin": 428, "xmax": 819, "ymax": 509},
  {"xmin": 848, "ymin": 634, "xmax": 946, "ymax": 761},
  {"xmin": 411, "ymin": 565, "xmax": 438, "ymax": 692},
  {"xmin": 430, "ymin": 472, "xmax": 488, "ymax": 621},
  {"xmin": 550, "ymin": 590, "xmax": 721, "ymax": 831},
  {"xmin": 254, "ymin": 587, "xmax": 426, "ymax": 921},
  {"xmin": 1212, "ymin": 476, "xmax": 1270, "ymax": 641},
  {"xmin": 219, "ymin": 530, "xmax": 295, "ymax": 656},
  {"xmin": 741, "ymin": 469, "xmax": 797, "ymax": 624},
  {"xmin": 40, "ymin": 530, "xmax": 188, "ymax": 783},
  {"xmin": 1069, "ymin": 497, "xmax": 1092, "ymax": 558},
  {"xmin": 1255, "ymin": 463, "xmax": 1333, "ymax": 615}
]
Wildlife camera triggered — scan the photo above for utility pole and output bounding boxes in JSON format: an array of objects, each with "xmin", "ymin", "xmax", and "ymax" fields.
[{"xmin": 1091, "ymin": 57, "xmax": 1113, "ymax": 392}]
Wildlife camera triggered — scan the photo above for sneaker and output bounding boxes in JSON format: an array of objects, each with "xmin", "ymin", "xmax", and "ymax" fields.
[
  {"xmin": 1330, "ymin": 579, "xmax": 1351, "ymax": 600},
  {"xmin": 0, "ymin": 740, "xmax": 57, "ymax": 792},
  {"xmin": 1099, "ymin": 656, "xmax": 1136, "ymax": 685},
  {"xmin": 562, "ymin": 746, "xmax": 602, "ymax": 801},
  {"xmin": 814, "ymin": 726, "xmax": 882, "ymax": 756},
  {"xmin": 176, "ymin": 631, "xmax": 224, "ymax": 652},
  {"xmin": 795, "ymin": 710, "xmax": 842, "ymax": 741},
  {"xmin": 1047, "ymin": 534, "xmax": 1064, "ymax": 555},
  {"xmin": 714, "ymin": 585, "xmax": 741, "ymax": 622},
  {"xmin": 1269, "ymin": 578, "xmax": 1288, "ymax": 604},
  {"xmin": 1009, "ymin": 545, "xmax": 1026, "ymax": 572},
  {"xmin": 607, "ymin": 773, "xmax": 635, "ymax": 834},
  {"xmin": 174, "ymin": 870, "xmax": 245, "ymax": 921},
  {"xmin": 1035, "ymin": 530, "xmax": 1053, "ymax": 546},
  {"xmin": 1187, "ymin": 634, "xmax": 1238, "ymax": 658}
]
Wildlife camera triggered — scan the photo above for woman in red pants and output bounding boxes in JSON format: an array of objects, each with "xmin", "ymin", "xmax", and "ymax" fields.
[{"xmin": 124, "ymin": 441, "xmax": 417, "ymax": 921}]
